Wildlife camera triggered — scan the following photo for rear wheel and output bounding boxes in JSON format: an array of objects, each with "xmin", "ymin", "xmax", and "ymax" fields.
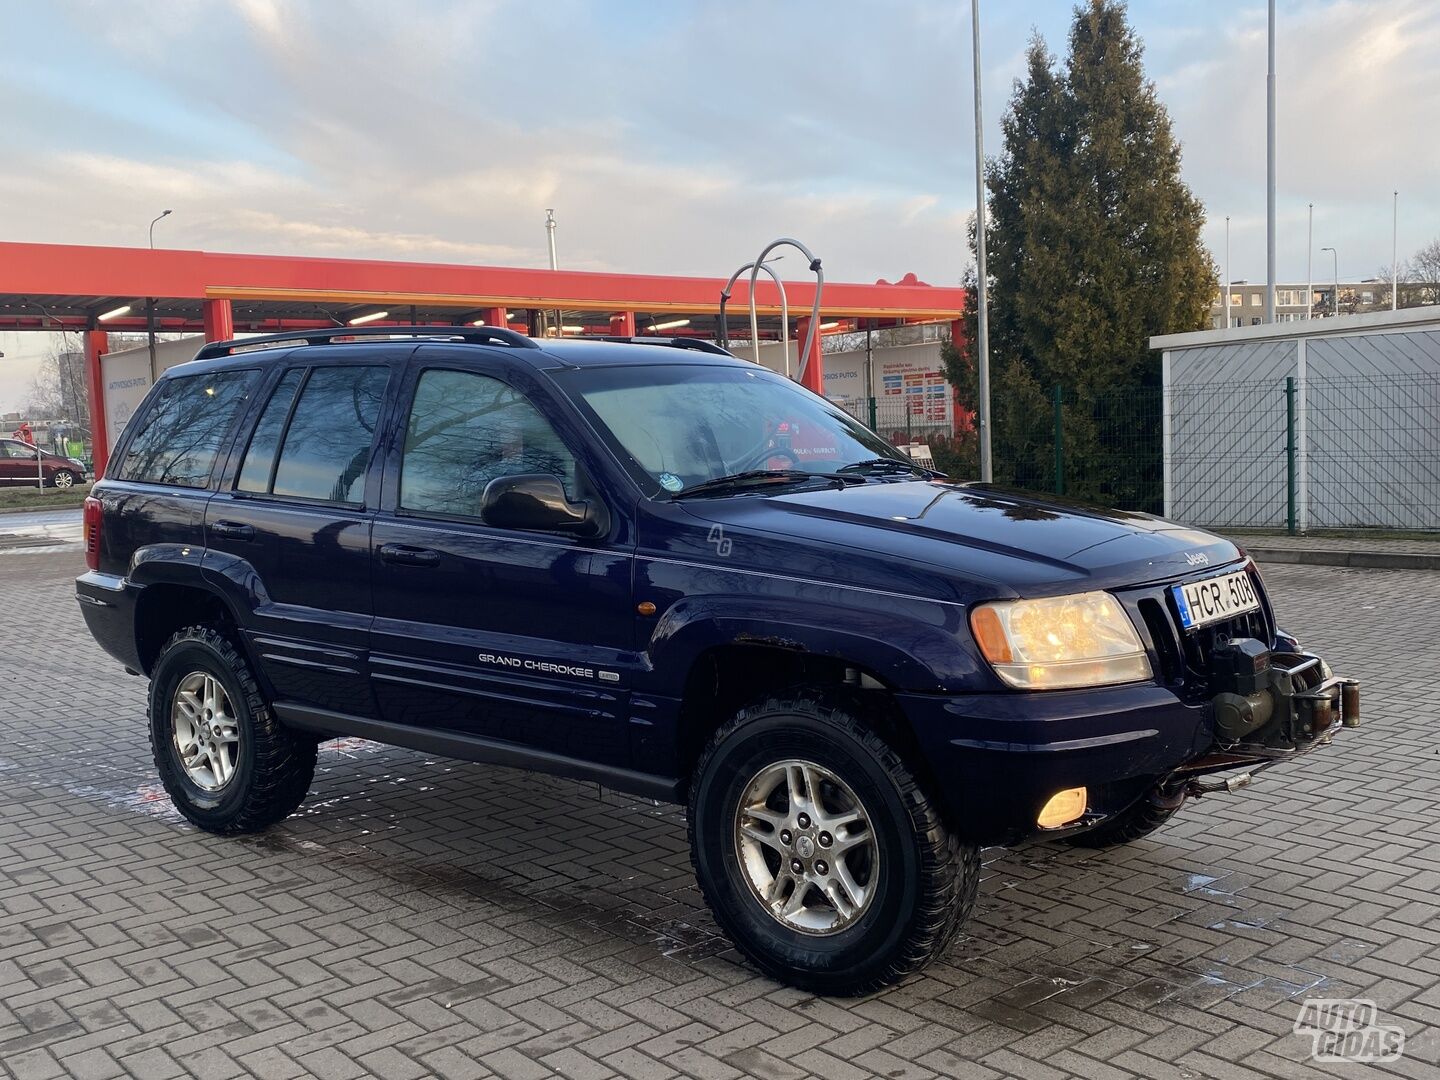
[
  {"xmin": 689, "ymin": 691, "xmax": 978, "ymax": 995},
  {"xmin": 149, "ymin": 626, "xmax": 315, "ymax": 834}
]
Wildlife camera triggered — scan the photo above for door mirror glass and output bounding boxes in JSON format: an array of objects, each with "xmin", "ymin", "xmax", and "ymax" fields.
[{"xmin": 481, "ymin": 473, "xmax": 597, "ymax": 535}]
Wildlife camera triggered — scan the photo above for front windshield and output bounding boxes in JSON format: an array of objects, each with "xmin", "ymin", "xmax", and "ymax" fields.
[{"xmin": 558, "ymin": 362, "xmax": 910, "ymax": 494}]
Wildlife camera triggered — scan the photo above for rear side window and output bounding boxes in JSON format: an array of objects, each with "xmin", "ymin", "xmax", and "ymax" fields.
[
  {"xmin": 235, "ymin": 365, "xmax": 388, "ymax": 505},
  {"xmin": 117, "ymin": 370, "xmax": 258, "ymax": 487},
  {"xmin": 236, "ymin": 368, "xmax": 304, "ymax": 493}
]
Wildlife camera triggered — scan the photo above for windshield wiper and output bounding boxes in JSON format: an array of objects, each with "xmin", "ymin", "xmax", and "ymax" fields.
[
  {"xmin": 838, "ymin": 457, "xmax": 945, "ymax": 479},
  {"xmin": 671, "ymin": 469, "xmax": 854, "ymax": 500}
]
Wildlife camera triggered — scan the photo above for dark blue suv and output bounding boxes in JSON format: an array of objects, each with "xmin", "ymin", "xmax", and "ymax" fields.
[{"xmin": 77, "ymin": 326, "xmax": 1359, "ymax": 994}]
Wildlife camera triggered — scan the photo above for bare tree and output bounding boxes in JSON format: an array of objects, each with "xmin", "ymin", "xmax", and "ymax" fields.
[
  {"xmin": 26, "ymin": 344, "xmax": 90, "ymax": 430},
  {"xmin": 1410, "ymin": 239, "xmax": 1440, "ymax": 306}
]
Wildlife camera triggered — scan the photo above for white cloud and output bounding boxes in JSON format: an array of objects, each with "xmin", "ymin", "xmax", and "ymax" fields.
[{"xmin": 2, "ymin": 0, "xmax": 1436, "ymax": 290}]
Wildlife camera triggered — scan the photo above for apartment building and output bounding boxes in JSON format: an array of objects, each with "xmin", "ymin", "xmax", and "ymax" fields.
[{"xmin": 1210, "ymin": 280, "xmax": 1391, "ymax": 328}]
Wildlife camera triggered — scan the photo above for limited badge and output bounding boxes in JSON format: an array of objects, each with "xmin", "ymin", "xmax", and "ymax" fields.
[{"xmin": 659, "ymin": 472, "xmax": 683, "ymax": 492}]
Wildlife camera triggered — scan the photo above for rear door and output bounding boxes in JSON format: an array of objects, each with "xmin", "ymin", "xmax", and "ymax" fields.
[
  {"xmin": 204, "ymin": 346, "xmax": 402, "ymax": 719},
  {"xmin": 368, "ymin": 347, "xmax": 635, "ymax": 766}
]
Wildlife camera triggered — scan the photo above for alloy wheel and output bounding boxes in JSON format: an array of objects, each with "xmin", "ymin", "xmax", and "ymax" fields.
[
  {"xmin": 734, "ymin": 759, "xmax": 879, "ymax": 935},
  {"xmin": 171, "ymin": 671, "xmax": 241, "ymax": 791}
]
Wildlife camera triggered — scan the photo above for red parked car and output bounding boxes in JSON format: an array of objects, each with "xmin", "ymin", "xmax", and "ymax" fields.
[{"xmin": 0, "ymin": 438, "xmax": 87, "ymax": 488}]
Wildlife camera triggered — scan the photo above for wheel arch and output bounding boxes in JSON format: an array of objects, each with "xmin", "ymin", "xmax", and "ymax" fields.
[
  {"xmin": 675, "ymin": 643, "xmax": 921, "ymax": 782},
  {"xmin": 132, "ymin": 573, "xmax": 249, "ymax": 678}
]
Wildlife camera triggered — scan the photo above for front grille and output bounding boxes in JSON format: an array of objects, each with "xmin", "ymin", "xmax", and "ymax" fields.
[
  {"xmin": 1177, "ymin": 604, "xmax": 1271, "ymax": 682},
  {"xmin": 1127, "ymin": 564, "xmax": 1274, "ymax": 691}
]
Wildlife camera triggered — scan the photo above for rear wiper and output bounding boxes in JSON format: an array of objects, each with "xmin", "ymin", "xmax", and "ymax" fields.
[
  {"xmin": 671, "ymin": 469, "xmax": 854, "ymax": 500},
  {"xmin": 838, "ymin": 457, "xmax": 945, "ymax": 479}
]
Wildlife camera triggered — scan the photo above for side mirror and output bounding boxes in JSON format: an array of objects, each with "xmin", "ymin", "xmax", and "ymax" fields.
[{"xmin": 480, "ymin": 473, "xmax": 601, "ymax": 536}]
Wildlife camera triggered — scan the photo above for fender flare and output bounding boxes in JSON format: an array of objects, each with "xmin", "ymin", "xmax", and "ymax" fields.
[
  {"xmin": 125, "ymin": 545, "xmax": 257, "ymax": 676},
  {"xmin": 644, "ymin": 593, "xmax": 984, "ymax": 697}
]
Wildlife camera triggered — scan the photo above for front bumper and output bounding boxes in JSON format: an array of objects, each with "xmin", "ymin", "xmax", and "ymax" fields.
[
  {"xmin": 899, "ymin": 649, "xmax": 1359, "ymax": 847},
  {"xmin": 899, "ymin": 682, "xmax": 1211, "ymax": 845}
]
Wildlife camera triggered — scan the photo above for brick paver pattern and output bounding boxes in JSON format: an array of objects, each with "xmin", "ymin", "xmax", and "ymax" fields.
[{"xmin": 0, "ymin": 549, "xmax": 1435, "ymax": 1079}]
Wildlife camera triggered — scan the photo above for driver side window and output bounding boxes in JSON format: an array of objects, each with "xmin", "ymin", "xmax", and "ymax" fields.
[{"xmin": 400, "ymin": 369, "xmax": 579, "ymax": 518}]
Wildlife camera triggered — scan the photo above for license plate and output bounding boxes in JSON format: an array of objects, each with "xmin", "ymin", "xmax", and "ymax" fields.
[{"xmin": 1172, "ymin": 570, "xmax": 1260, "ymax": 631}]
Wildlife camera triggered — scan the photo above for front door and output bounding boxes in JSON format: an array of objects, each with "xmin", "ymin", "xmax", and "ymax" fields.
[{"xmin": 369, "ymin": 352, "xmax": 634, "ymax": 767}]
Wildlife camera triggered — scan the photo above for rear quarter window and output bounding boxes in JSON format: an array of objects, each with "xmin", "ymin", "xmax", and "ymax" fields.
[{"xmin": 116, "ymin": 369, "xmax": 259, "ymax": 487}]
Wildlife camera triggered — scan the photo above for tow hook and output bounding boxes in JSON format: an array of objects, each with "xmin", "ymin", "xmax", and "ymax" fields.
[
  {"xmin": 1187, "ymin": 773, "xmax": 1254, "ymax": 797},
  {"xmin": 1151, "ymin": 772, "xmax": 1254, "ymax": 810}
]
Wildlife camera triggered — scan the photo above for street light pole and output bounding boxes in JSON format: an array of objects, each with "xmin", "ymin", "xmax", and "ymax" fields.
[
  {"xmin": 971, "ymin": 0, "xmax": 993, "ymax": 482},
  {"xmin": 147, "ymin": 210, "xmax": 171, "ymax": 380},
  {"xmin": 1392, "ymin": 190, "xmax": 1399, "ymax": 310},
  {"xmin": 544, "ymin": 209, "xmax": 560, "ymax": 337},
  {"xmin": 1265, "ymin": 0, "xmax": 1277, "ymax": 324},
  {"xmin": 1305, "ymin": 203, "xmax": 1313, "ymax": 320},
  {"xmin": 1321, "ymin": 247, "xmax": 1338, "ymax": 316},
  {"xmin": 1224, "ymin": 216, "xmax": 1231, "ymax": 328},
  {"xmin": 148, "ymin": 209, "xmax": 172, "ymax": 250}
]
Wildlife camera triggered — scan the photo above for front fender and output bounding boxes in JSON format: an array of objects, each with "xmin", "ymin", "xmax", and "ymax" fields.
[{"xmin": 643, "ymin": 593, "xmax": 985, "ymax": 696}]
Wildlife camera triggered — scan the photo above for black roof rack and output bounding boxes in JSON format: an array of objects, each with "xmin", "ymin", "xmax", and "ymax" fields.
[
  {"xmin": 589, "ymin": 336, "xmax": 734, "ymax": 356},
  {"xmin": 192, "ymin": 324, "xmax": 540, "ymax": 362}
]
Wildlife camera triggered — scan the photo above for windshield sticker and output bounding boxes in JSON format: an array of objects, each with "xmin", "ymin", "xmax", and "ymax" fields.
[{"xmin": 659, "ymin": 472, "xmax": 684, "ymax": 492}]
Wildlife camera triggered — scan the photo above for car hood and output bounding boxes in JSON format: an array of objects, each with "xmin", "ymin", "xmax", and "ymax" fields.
[{"xmin": 675, "ymin": 480, "xmax": 1240, "ymax": 595}]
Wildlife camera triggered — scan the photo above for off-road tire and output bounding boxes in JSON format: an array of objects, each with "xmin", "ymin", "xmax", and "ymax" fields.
[
  {"xmin": 149, "ymin": 626, "xmax": 315, "ymax": 834},
  {"xmin": 1062, "ymin": 796, "xmax": 1178, "ymax": 849},
  {"xmin": 688, "ymin": 690, "xmax": 978, "ymax": 995}
]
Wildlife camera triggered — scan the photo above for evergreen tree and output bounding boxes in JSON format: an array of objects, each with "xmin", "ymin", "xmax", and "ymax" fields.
[{"xmin": 970, "ymin": 0, "xmax": 1214, "ymax": 506}]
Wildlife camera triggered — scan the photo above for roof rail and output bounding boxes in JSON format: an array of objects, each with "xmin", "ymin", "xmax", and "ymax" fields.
[
  {"xmin": 192, "ymin": 324, "xmax": 540, "ymax": 362},
  {"xmin": 591, "ymin": 336, "xmax": 735, "ymax": 356}
]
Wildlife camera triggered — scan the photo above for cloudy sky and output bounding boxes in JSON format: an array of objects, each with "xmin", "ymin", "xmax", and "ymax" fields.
[{"xmin": 2, "ymin": 0, "xmax": 1437, "ymax": 410}]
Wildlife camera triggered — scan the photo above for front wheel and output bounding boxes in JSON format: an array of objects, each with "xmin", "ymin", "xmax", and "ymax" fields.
[
  {"xmin": 149, "ymin": 626, "xmax": 316, "ymax": 834},
  {"xmin": 689, "ymin": 692, "xmax": 978, "ymax": 995}
]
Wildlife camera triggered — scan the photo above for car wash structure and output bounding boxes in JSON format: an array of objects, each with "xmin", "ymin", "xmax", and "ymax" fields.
[{"xmin": 0, "ymin": 241, "xmax": 967, "ymax": 477}]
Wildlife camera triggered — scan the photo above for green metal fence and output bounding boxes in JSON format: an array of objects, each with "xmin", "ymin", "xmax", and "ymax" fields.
[
  {"xmin": 838, "ymin": 386, "xmax": 1167, "ymax": 514},
  {"xmin": 838, "ymin": 372, "xmax": 1440, "ymax": 531}
]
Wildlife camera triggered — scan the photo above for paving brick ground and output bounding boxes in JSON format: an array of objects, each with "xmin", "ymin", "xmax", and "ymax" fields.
[{"xmin": 1, "ymin": 547, "xmax": 1436, "ymax": 1079}]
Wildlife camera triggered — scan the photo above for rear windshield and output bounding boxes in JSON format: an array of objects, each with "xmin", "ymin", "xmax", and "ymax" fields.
[{"xmin": 116, "ymin": 369, "xmax": 258, "ymax": 487}]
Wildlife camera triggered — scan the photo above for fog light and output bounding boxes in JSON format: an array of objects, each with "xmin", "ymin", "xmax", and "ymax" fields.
[{"xmin": 1037, "ymin": 786, "xmax": 1087, "ymax": 829}]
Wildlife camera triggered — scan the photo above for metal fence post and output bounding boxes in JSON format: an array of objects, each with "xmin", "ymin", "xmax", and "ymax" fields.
[
  {"xmin": 1295, "ymin": 338, "xmax": 1309, "ymax": 532},
  {"xmin": 1052, "ymin": 384, "xmax": 1064, "ymax": 495},
  {"xmin": 1285, "ymin": 377, "xmax": 1297, "ymax": 535},
  {"xmin": 868, "ymin": 395, "xmax": 877, "ymax": 430},
  {"xmin": 1161, "ymin": 351, "xmax": 1173, "ymax": 519}
]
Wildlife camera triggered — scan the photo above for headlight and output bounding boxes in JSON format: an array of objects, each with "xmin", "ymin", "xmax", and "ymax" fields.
[{"xmin": 970, "ymin": 590, "xmax": 1152, "ymax": 690}]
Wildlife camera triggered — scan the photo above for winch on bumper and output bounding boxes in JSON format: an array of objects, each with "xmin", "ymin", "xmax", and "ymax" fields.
[{"xmin": 1160, "ymin": 637, "xmax": 1360, "ymax": 802}]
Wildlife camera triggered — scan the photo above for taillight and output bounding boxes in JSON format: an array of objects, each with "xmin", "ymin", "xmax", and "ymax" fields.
[{"xmin": 83, "ymin": 495, "xmax": 103, "ymax": 571}]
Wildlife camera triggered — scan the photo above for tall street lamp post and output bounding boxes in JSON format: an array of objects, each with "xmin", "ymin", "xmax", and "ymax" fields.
[
  {"xmin": 1305, "ymin": 204, "xmax": 1313, "ymax": 320},
  {"xmin": 1392, "ymin": 191, "xmax": 1399, "ymax": 311},
  {"xmin": 148, "ymin": 209, "xmax": 172, "ymax": 249},
  {"xmin": 971, "ymin": 0, "xmax": 992, "ymax": 482},
  {"xmin": 1264, "ymin": 0, "xmax": 1277, "ymax": 323},
  {"xmin": 1321, "ymin": 247, "xmax": 1339, "ymax": 316},
  {"xmin": 146, "ymin": 210, "xmax": 172, "ymax": 380}
]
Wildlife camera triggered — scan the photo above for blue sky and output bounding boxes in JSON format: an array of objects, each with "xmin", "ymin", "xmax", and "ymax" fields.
[{"xmin": 1, "ymin": 1, "xmax": 1437, "ymax": 407}]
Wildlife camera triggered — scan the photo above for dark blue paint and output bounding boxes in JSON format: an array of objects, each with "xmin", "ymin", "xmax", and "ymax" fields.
[{"xmin": 76, "ymin": 335, "xmax": 1298, "ymax": 844}]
